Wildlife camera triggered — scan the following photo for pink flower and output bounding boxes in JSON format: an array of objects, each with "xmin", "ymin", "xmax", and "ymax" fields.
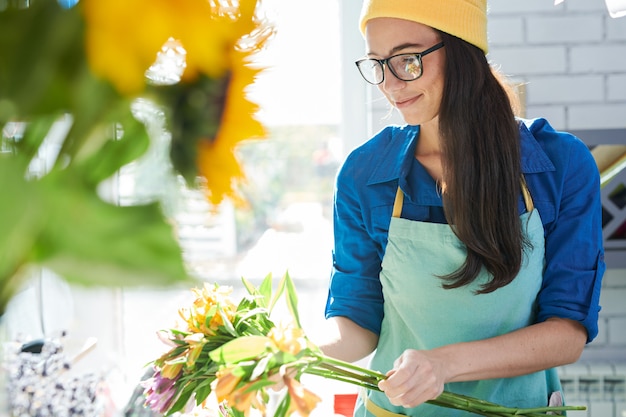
[{"xmin": 142, "ymin": 368, "xmax": 181, "ymax": 414}]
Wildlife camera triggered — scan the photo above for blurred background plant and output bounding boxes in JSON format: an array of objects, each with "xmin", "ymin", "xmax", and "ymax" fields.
[{"xmin": 0, "ymin": 0, "xmax": 273, "ymax": 315}]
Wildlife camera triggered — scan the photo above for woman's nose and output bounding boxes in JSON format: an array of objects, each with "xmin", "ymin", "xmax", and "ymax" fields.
[{"xmin": 380, "ymin": 65, "xmax": 405, "ymax": 92}]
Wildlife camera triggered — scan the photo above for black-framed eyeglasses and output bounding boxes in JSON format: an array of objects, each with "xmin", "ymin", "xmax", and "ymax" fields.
[{"xmin": 355, "ymin": 42, "xmax": 445, "ymax": 85}]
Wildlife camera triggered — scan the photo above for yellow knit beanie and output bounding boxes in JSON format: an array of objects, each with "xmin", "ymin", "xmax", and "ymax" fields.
[{"xmin": 359, "ymin": 0, "xmax": 488, "ymax": 54}]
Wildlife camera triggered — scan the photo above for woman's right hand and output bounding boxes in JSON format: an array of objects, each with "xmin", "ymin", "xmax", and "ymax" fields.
[{"xmin": 378, "ymin": 349, "xmax": 446, "ymax": 408}]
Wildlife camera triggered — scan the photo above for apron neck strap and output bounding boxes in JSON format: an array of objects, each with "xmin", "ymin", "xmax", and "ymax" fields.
[
  {"xmin": 520, "ymin": 176, "xmax": 534, "ymax": 213},
  {"xmin": 392, "ymin": 187, "xmax": 404, "ymax": 218}
]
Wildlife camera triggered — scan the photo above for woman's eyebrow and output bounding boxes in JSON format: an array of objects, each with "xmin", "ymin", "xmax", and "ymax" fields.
[{"xmin": 367, "ymin": 42, "xmax": 426, "ymax": 57}]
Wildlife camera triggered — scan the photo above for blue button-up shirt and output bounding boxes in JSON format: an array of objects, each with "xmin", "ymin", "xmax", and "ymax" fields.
[{"xmin": 325, "ymin": 117, "xmax": 605, "ymax": 342}]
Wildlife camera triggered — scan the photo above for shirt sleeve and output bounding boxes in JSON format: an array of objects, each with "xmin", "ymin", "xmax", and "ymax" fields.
[
  {"xmin": 536, "ymin": 132, "xmax": 605, "ymax": 343},
  {"xmin": 324, "ymin": 152, "xmax": 385, "ymax": 335}
]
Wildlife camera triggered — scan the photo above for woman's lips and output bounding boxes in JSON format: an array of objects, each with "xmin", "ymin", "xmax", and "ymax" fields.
[{"xmin": 394, "ymin": 95, "xmax": 420, "ymax": 108}]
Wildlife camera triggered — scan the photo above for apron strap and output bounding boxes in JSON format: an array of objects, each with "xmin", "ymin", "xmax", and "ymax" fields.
[
  {"xmin": 392, "ymin": 176, "xmax": 534, "ymax": 220},
  {"xmin": 520, "ymin": 176, "xmax": 534, "ymax": 213},
  {"xmin": 391, "ymin": 187, "xmax": 404, "ymax": 218},
  {"xmin": 363, "ymin": 394, "xmax": 407, "ymax": 417}
]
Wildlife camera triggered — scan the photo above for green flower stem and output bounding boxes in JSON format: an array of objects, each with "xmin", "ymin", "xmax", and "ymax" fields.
[
  {"xmin": 313, "ymin": 362, "xmax": 382, "ymax": 387},
  {"xmin": 303, "ymin": 367, "xmax": 379, "ymax": 391},
  {"xmin": 296, "ymin": 353, "xmax": 585, "ymax": 417},
  {"xmin": 312, "ymin": 353, "xmax": 387, "ymax": 381}
]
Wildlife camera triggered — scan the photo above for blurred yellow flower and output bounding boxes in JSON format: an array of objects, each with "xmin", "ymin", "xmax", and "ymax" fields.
[
  {"xmin": 82, "ymin": 0, "xmax": 260, "ymax": 95},
  {"xmin": 213, "ymin": 366, "xmax": 243, "ymax": 402},
  {"xmin": 81, "ymin": 0, "xmax": 269, "ymax": 205},
  {"xmin": 197, "ymin": 46, "xmax": 267, "ymax": 205},
  {"xmin": 284, "ymin": 375, "xmax": 322, "ymax": 417},
  {"xmin": 214, "ymin": 367, "xmax": 267, "ymax": 417},
  {"xmin": 161, "ymin": 361, "xmax": 184, "ymax": 380},
  {"xmin": 179, "ymin": 283, "xmax": 238, "ymax": 335},
  {"xmin": 184, "ymin": 333, "xmax": 207, "ymax": 367},
  {"xmin": 268, "ymin": 321, "xmax": 307, "ymax": 355}
]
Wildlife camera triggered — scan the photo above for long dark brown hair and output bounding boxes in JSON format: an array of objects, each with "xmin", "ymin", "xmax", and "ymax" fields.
[{"xmin": 436, "ymin": 30, "xmax": 527, "ymax": 294}]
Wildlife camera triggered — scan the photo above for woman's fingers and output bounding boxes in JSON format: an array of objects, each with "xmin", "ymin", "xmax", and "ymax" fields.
[{"xmin": 378, "ymin": 350, "xmax": 445, "ymax": 408}]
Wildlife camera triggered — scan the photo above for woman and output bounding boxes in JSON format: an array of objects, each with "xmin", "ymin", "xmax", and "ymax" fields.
[{"xmin": 319, "ymin": 0, "xmax": 605, "ymax": 416}]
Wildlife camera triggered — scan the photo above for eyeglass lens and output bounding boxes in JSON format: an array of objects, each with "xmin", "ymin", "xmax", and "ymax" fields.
[{"xmin": 357, "ymin": 54, "xmax": 423, "ymax": 85}]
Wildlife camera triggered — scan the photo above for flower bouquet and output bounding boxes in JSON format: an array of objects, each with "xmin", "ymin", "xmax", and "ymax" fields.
[{"xmin": 144, "ymin": 272, "xmax": 586, "ymax": 417}]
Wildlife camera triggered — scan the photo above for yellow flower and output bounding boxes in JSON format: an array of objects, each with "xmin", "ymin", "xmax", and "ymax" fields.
[
  {"xmin": 179, "ymin": 283, "xmax": 237, "ymax": 335},
  {"xmin": 81, "ymin": 0, "xmax": 263, "ymax": 96},
  {"xmin": 184, "ymin": 333, "xmax": 206, "ymax": 367},
  {"xmin": 161, "ymin": 361, "xmax": 184, "ymax": 380},
  {"xmin": 283, "ymin": 374, "xmax": 322, "ymax": 417},
  {"xmin": 81, "ymin": 0, "xmax": 270, "ymax": 205},
  {"xmin": 268, "ymin": 321, "xmax": 307, "ymax": 355},
  {"xmin": 213, "ymin": 367, "xmax": 267, "ymax": 417},
  {"xmin": 196, "ymin": 46, "xmax": 266, "ymax": 205},
  {"xmin": 213, "ymin": 366, "xmax": 243, "ymax": 403},
  {"xmin": 82, "ymin": 0, "xmax": 176, "ymax": 95}
]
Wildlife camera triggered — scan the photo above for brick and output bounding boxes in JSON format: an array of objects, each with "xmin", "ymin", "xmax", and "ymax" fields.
[
  {"xmin": 488, "ymin": 0, "xmax": 565, "ymax": 15},
  {"xmin": 489, "ymin": 46, "xmax": 567, "ymax": 75},
  {"xmin": 568, "ymin": 103, "xmax": 626, "ymax": 129},
  {"xmin": 571, "ymin": 44, "xmax": 626, "ymax": 72},
  {"xmin": 608, "ymin": 74, "xmax": 626, "ymax": 101},
  {"xmin": 526, "ymin": 75, "xmax": 604, "ymax": 104},
  {"xmin": 602, "ymin": 267, "xmax": 626, "ymax": 288},
  {"xmin": 592, "ymin": 317, "xmax": 609, "ymax": 345},
  {"xmin": 527, "ymin": 16, "xmax": 604, "ymax": 44},
  {"xmin": 599, "ymin": 287, "xmax": 626, "ymax": 315},
  {"xmin": 608, "ymin": 317, "xmax": 626, "ymax": 345},
  {"xmin": 488, "ymin": 17, "xmax": 525, "ymax": 45},
  {"xmin": 607, "ymin": 17, "xmax": 626, "ymax": 40},
  {"xmin": 525, "ymin": 105, "xmax": 567, "ymax": 128},
  {"xmin": 564, "ymin": 0, "xmax": 609, "ymax": 12}
]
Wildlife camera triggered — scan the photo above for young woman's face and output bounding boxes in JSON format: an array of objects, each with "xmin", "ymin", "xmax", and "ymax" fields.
[{"xmin": 364, "ymin": 18, "xmax": 445, "ymax": 126}]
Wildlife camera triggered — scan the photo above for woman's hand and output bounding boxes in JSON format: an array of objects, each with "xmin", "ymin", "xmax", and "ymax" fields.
[{"xmin": 378, "ymin": 349, "xmax": 447, "ymax": 408}]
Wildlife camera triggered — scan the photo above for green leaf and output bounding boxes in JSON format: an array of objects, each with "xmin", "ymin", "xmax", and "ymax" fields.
[
  {"xmin": 258, "ymin": 272, "xmax": 273, "ymax": 308},
  {"xmin": 273, "ymin": 394, "xmax": 291, "ymax": 417},
  {"xmin": 250, "ymin": 354, "xmax": 272, "ymax": 381},
  {"xmin": 0, "ymin": 157, "xmax": 46, "ymax": 313},
  {"xmin": 74, "ymin": 110, "xmax": 150, "ymax": 186},
  {"xmin": 284, "ymin": 271, "xmax": 302, "ymax": 329},
  {"xmin": 269, "ymin": 271, "xmax": 287, "ymax": 314},
  {"xmin": 241, "ymin": 275, "xmax": 267, "ymax": 309},
  {"xmin": 29, "ymin": 171, "xmax": 194, "ymax": 288},
  {"xmin": 165, "ymin": 383, "xmax": 196, "ymax": 417},
  {"xmin": 193, "ymin": 377, "xmax": 215, "ymax": 405},
  {"xmin": 17, "ymin": 115, "xmax": 60, "ymax": 162},
  {"xmin": 209, "ymin": 335, "xmax": 269, "ymax": 363},
  {"xmin": 0, "ymin": 1, "xmax": 96, "ymax": 120},
  {"xmin": 218, "ymin": 308, "xmax": 238, "ymax": 337}
]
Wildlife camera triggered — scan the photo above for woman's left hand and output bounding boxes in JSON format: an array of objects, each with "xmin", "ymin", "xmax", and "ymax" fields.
[{"xmin": 377, "ymin": 349, "xmax": 446, "ymax": 408}]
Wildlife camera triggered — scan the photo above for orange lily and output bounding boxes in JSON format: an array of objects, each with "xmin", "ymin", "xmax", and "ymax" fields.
[
  {"xmin": 268, "ymin": 321, "xmax": 307, "ymax": 355},
  {"xmin": 184, "ymin": 333, "xmax": 206, "ymax": 367},
  {"xmin": 179, "ymin": 283, "xmax": 237, "ymax": 335},
  {"xmin": 283, "ymin": 374, "xmax": 322, "ymax": 417},
  {"xmin": 214, "ymin": 367, "xmax": 267, "ymax": 417},
  {"xmin": 160, "ymin": 361, "xmax": 184, "ymax": 380}
]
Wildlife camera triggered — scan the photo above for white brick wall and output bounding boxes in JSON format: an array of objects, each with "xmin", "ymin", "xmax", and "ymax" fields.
[
  {"xmin": 487, "ymin": 0, "xmax": 626, "ymax": 131},
  {"xmin": 583, "ymin": 267, "xmax": 626, "ymax": 361}
]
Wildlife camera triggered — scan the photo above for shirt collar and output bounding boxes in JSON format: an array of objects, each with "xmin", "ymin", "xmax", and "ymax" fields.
[
  {"xmin": 366, "ymin": 125, "xmax": 419, "ymax": 187},
  {"xmin": 519, "ymin": 118, "xmax": 556, "ymax": 174},
  {"xmin": 366, "ymin": 120, "xmax": 555, "ymax": 187}
]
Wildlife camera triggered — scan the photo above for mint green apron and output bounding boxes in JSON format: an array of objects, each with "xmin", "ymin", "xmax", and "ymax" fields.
[{"xmin": 356, "ymin": 184, "xmax": 562, "ymax": 417}]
